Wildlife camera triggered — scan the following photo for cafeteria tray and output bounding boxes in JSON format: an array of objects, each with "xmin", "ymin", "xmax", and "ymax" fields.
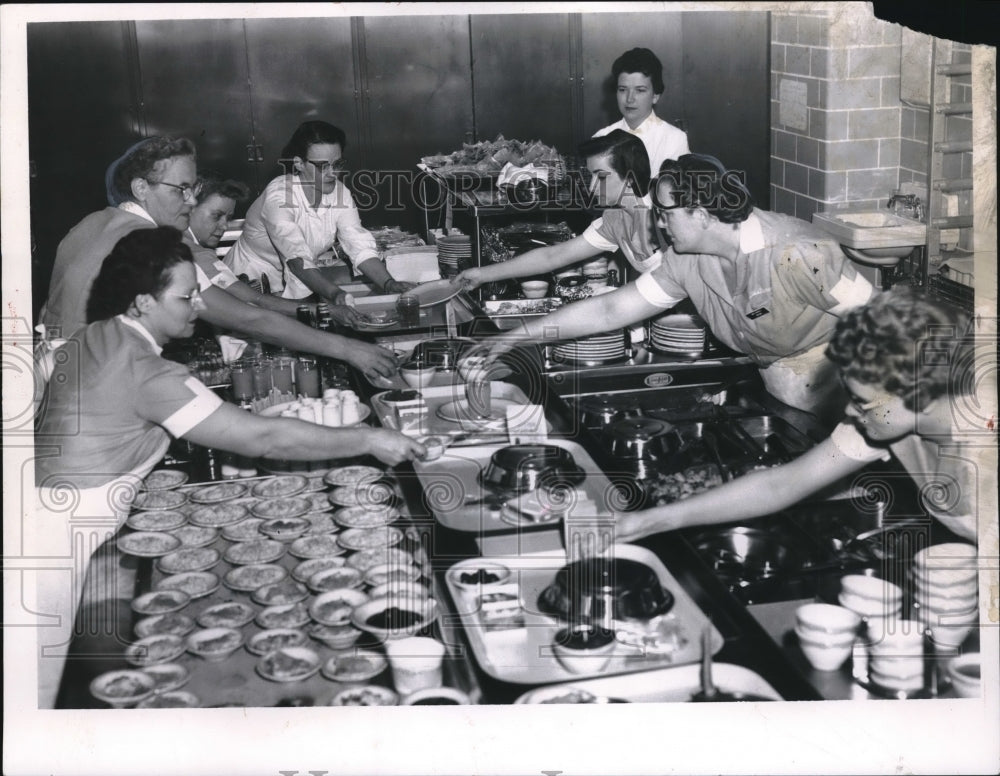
[
  {"xmin": 411, "ymin": 439, "xmax": 613, "ymax": 534},
  {"xmin": 514, "ymin": 662, "xmax": 782, "ymax": 703},
  {"xmin": 371, "ymin": 382, "xmax": 550, "ymax": 443},
  {"xmin": 442, "ymin": 544, "xmax": 723, "ymax": 685}
]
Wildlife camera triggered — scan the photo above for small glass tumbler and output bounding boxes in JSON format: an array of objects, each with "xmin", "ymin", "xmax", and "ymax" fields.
[
  {"xmin": 297, "ymin": 356, "xmax": 321, "ymax": 398},
  {"xmin": 229, "ymin": 358, "xmax": 254, "ymax": 401},
  {"xmin": 397, "ymin": 294, "xmax": 420, "ymax": 328},
  {"xmin": 251, "ymin": 357, "xmax": 273, "ymax": 399}
]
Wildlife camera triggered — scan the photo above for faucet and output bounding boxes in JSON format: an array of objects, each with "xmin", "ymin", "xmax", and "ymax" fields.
[{"xmin": 887, "ymin": 192, "xmax": 923, "ymax": 221}]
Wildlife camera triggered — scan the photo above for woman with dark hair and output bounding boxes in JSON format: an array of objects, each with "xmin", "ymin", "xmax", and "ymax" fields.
[
  {"xmin": 592, "ymin": 47, "xmax": 689, "ymax": 175},
  {"xmin": 225, "ymin": 120, "xmax": 411, "ymax": 322},
  {"xmin": 33, "ymin": 227, "xmax": 424, "ymax": 707},
  {"xmin": 607, "ymin": 287, "xmax": 985, "ymax": 545},
  {"xmin": 454, "ymin": 129, "xmax": 663, "ymax": 291}
]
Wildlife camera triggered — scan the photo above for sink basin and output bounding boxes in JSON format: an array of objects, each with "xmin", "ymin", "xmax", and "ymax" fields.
[{"xmin": 812, "ymin": 209, "xmax": 926, "ymax": 264}]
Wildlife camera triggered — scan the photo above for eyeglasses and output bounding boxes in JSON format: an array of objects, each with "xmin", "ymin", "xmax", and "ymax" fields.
[
  {"xmin": 167, "ymin": 288, "xmax": 205, "ymax": 308},
  {"xmin": 305, "ymin": 158, "xmax": 348, "ymax": 173},
  {"xmin": 150, "ymin": 179, "xmax": 202, "ymax": 201}
]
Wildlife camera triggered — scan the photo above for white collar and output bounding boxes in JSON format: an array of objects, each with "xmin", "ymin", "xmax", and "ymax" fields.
[
  {"xmin": 186, "ymin": 226, "xmax": 205, "ymax": 248},
  {"xmin": 623, "ymin": 112, "xmax": 662, "ymax": 134},
  {"xmin": 117, "ymin": 314, "xmax": 162, "ymax": 355},
  {"xmin": 738, "ymin": 211, "xmax": 765, "ymax": 254},
  {"xmin": 118, "ymin": 201, "xmax": 157, "ymax": 225}
]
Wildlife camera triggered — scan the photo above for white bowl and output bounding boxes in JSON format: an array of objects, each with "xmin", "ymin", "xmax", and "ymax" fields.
[
  {"xmin": 352, "ymin": 595, "xmax": 440, "ymax": 640},
  {"xmin": 840, "ymin": 574, "xmax": 903, "ymax": 603},
  {"xmin": 309, "ymin": 588, "xmax": 370, "ymax": 626},
  {"xmin": 837, "ymin": 591, "xmax": 902, "ymax": 619},
  {"xmin": 913, "ymin": 542, "xmax": 977, "ymax": 570},
  {"xmin": 402, "ymin": 686, "xmax": 472, "ymax": 705},
  {"xmin": 867, "ymin": 621, "xmax": 925, "ymax": 657},
  {"xmin": 521, "ymin": 280, "xmax": 550, "ymax": 299},
  {"xmin": 794, "ymin": 624, "xmax": 856, "ymax": 649},
  {"xmin": 552, "ymin": 625, "xmax": 617, "ymax": 674},
  {"xmin": 795, "ymin": 603, "xmax": 861, "ymax": 638},
  {"xmin": 795, "ymin": 629, "xmax": 854, "ymax": 672},
  {"xmin": 185, "ymin": 627, "xmax": 245, "ymax": 662},
  {"xmin": 399, "ymin": 364, "xmax": 436, "ymax": 388},
  {"xmin": 946, "ymin": 653, "xmax": 981, "ymax": 697}
]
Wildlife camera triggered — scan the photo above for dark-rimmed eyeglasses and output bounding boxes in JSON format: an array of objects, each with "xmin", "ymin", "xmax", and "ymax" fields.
[
  {"xmin": 149, "ymin": 179, "xmax": 201, "ymax": 200},
  {"xmin": 305, "ymin": 158, "xmax": 348, "ymax": 173}
]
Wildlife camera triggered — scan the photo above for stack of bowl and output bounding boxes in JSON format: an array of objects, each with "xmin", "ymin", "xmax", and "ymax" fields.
[
  {"xmin": 838, "ymin": 574, "xmax": 903, "ymax": 628},
  {"xmin": 866, "ymin": 619, "xmax": 926, "ymax": 694},
  {"xmin": 912, "ymin": 542, "xmax": 978, "ymax": 651},
  {"xmin": 794, "ymin": 603, "xmax": 862, "ymax": 671}
]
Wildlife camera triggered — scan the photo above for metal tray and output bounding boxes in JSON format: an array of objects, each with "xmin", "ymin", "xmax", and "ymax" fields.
[
  {"xmin": 412, "ymin": 439, "xmax": 613, "ymax": 534},
  {"xmin": 442, "ymin": 544, "xmax": 723, "ymax": 685}
]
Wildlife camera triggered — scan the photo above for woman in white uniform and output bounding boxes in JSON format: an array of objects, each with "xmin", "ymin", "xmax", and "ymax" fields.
[{"xmin": 33, "ymin": 227, "xmax": 424, "ymax": 707}]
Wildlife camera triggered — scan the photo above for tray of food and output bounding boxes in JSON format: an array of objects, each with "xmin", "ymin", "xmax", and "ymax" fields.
[
  {"xmin": 411, "ymin": 440, "xmax": 614, "ymax": 534},
  {"xmin": 442, "ymin": 544, "xmax": 723, "ymax": 685},
  {"xmin": 482, "ymin": 299, "xmax": 565, "ymax": 318}
]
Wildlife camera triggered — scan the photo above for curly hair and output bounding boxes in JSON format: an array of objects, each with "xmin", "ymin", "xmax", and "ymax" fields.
[
  {"xmin": 112, "ymin": 136, "xmax": 197, "ymax": 203},
  {"xmin": 652, "ymin": 153, "xmax": 754, "ymax": 224},
  {"xmin": 826, "ymin": 286, "xmax": 972, "ymax": 411},
  {"xmin": 85, "ymin": 227, "xmax": 193, "ymax": 323},
  {"xmin": 612, "ymin": 48, "xmax": 665, "ymax": 95},
  {"xmin": 578, "ymin": 129, "xmax": 651, "ymax": 197}
]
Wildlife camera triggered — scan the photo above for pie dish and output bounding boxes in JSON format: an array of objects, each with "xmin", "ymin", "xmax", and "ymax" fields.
[
  {"xmin": 309, "ymin": 588, "xmax": 370, "ymax": 626},
  {"xmin": 135, "ymin": 690, "xmax": 200, "ymax": 708},
  {"xmin": 127, "ymin": 509, "xmax": 187, "ymax": 532},
  {"xmin": 247, "ymin": 628, "xmax": 308, "ymax": 656},
  {"xmin": 221, "ymin": 517, "xmax": 266, "ymax": 542},
  {"xmin": 125, "ymin": 634, "xmax": 186, "ymax": 667},
  {"xmin": 141, "ymin": 469, "xmax": 189, "ymax": 491},
  {"xmin": 327, "ymin": 685, "xmax": 398, "ymax": 706},
  {"xmin": 321, "ymin": 649, "xmax": 387, "ymax": 683},
  {"xmin": 196, "ymin": 601, "xmax": 256, "ymax": 629},
  {"xmin": 255, "ymin": 602, "xmax": 311, "ymax": 630},
  {"xmin": 186, "ymin": 627, "xmax": 245, "ymax": 661},
  {"xmin": 303, "ymin": 475, "xmax": 329, "ymax": 493},
  {"xmin": 251, "ymin": 578, "xmax": 310, "ymax": 606},
  {"xmin": 90, "ymin": 669, "xmax": 157, "ymax": 707},
  {"xmin": 131, "ymin": 589, "xmax": 191, "ymax": 616},
  {"xmin": 223, "ymin": 563, "xmax": 288, "ymax": 592},
  {"xmin": 170, "ymin": 524, "xmax": 219, "ymax": 548},
  {"xmin": 133, "ymin": 489, "xmax": 188, "ymax": 511},
  {"xmin": 363, "ymin": 563, "xmax": 421, "ymax": 588},
  {"xmin": 256, "ymin": 646, "xmax": 321, "ymax": 683},
  {"xmin": 258, "ymin": 516, "xmax": 311, "ymax": 542},
  {"xmin": 252, "ymin": 474, "xmax": 308, "ymax": 499},
  {"xmin": 323, "ymin": 465, "xmax": 383, "ymax": 488},
  {"xmin": 223, "ymin": 539, "xmax": 286, "ymax": 566},
  {"xmin": 154, "ymin": 571, "xmax": 221, "ymax": 599},
  {"xmin": 189, "ymin": 502, "xmax": 250, "ymax": 528},
  {"xmin": 188, "ymin": 481, "xmax": 248, "ymax": 504},
  {"xmin": 307, "ymin": 622, "xmax": 363, "ymax": 650},
  {"xmin": 307, "ymin": 566, "xmax": 364, "ymax": 594},
  {"xmin": 250, "ymin": 497, "xmax": 311, "ymax": 521},
  {"xmin": 139, "ymin": 662, "xmax": 190, "ymax": 694},
  {"xmin": 292, "ymin": 556, "xmax": 347, "ymax": 583},
  {"xmin": 333, "ymin": 505, "xmax": 400, "ymax": 529},
  {"xmin": 289, "ymin": 534, "xmax": 346, "ymax": 560},
  {"xmin": 367, "ymin": 580, "xmax": 431, "ymax": 601},
  {"xmin": 351, "ymin": 595, "xmax": 440, "ymax": 640},
  {"xmin": 338, "ymin": 526, "xmax": 404, "ymax": 552},
  {"xmin": 118, "ymin": 531, "xmax": 182, "ymax": 558},
  {"xmin": 134, "ymin": 612, "xmax": 196, "ymax": 639},
  {"xmin": 303, "ymin": 513, "xmax": 341, "ymax": 536},
  {"xmin": 302, "ymin": 492, "xmax": 335, "ymax": 513},
  {"xmin": 345, "ymin": 547, "xmax": 414, "ymax": 572},
  {"xmin": 328, "ymin": 481, "xmax": 395, "ymax": 507},
  {"xmin": 156, "ymin": 547, "xmax": 221, "ymax": 575}
]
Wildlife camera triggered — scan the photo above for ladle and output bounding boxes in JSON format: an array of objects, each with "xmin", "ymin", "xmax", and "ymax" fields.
[{"xmin": 690, "ymin": 622, "xmax": 775, "ymax": 703}]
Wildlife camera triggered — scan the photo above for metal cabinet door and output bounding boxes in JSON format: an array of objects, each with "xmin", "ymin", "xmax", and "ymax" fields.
[
  {"xmin": 27, "ymin": 20, "xmax": 139, "ymax": 317},
  {"xmin": 134, "ymin": 19, "xmax": 256, "ymax": 189},
  {"xmin": 358, "ymin": 14, "xmax": 474, "ymax": 231},
  {"xmin": 681, "ymin": 11, "xmax": 770, "ymax": 209},
  {"xmin": 470, "ymin": 13, "xmax": 575, "ymax": 154},
  {"xmin": 243, "ymin": 16, "xmax": 359, "ymax": 184},
  {"xmin": 580, "ymin": 11, "xmax": 686, "ymax": 143}
]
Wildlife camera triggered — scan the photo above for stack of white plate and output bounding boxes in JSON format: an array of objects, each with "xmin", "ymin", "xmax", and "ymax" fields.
[
  {"xmin": 912, "ymin": 542, "xmax": 978, "ymax": 650},
  {"xmin": 649, "ymin": 314, "xmax": 707, "ymax": 356},
  {"xmin": 436, "ymin": 235, "xmax": 472, "ymax": 277},
  {"xmin": 552, "ymin": 331, "xmax": 626, "ymax": 364}
]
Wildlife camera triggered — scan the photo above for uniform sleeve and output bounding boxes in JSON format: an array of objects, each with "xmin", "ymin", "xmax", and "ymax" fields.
[
  {"xmin": 775, "ymin": 241, "xmax": 875, "ymax": 317},
  {"xmin": 634, "ymin": 255, "xmax": 688, "ymax": 308},
  {"xmin": 209, "ymin": 260, "xmax": 240, "ymax": 290},
  {"xmin": 581, "ymin": 217, "xmax": 619, "ymax": 253},
  {"xmin": 328, "ymin": 186, "xmax": 378, "ymax": 272},
  {"xmin": 260, "ymin": 183, "xmax": 320, "ymax": 271},
  {"xmin": 829, "ymin": 422, "xmax": 891, "ymax": 462},
  {"xmin": 134, "ymin": 357, "xmax": 224, "ymax": 438}
]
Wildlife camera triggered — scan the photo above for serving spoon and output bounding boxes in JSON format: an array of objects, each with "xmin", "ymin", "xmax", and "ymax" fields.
[{"xmin": 690, "ymin": 622, "xmax": 775, "ymax": 703}]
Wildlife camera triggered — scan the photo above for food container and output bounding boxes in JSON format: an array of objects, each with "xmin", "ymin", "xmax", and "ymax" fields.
[
  {"xmin": 608, "ymin": 418, "xmax": 678, "ymax": 462},
  {"xmin": 520, "ymin": 280, "xmax": 549, "ymax": 299},
  {"xmin": 399, "ymin": 361, "xmax": 436, "ymax": 389},
  {"xmin": 552, "ymin": 624, "xmax": 617, "ymax": 674},
  {"xmin": 577, "ymin": 394, "xmax": 644, "ymax": 429},
  {"xmin": 351, "ymin": 595, "xmax": 441, "ymax": 640},
  {"xmin": 479, "ymin": 444, "xmax": 585, "ymax": 494},
  {"xmin": 946, "ymin": 653, "xmax": 981, "ymax": 697}
]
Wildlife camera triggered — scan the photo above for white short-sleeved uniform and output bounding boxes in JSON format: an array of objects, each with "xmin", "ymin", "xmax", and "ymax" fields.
[
  {"xmin": 593, "ymin": 113, "xmax": 690, "ymax": 178},
  {"xmin": 582, "ymin": 196, "xmax": 663, "ymax": 273}
]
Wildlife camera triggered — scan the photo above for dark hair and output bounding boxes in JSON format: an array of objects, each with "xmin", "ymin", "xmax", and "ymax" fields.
[
  {"xmin": 578, "ymin": 129, "xmax": 651, "ymax": 196},
  {"xmin": 612, "ymin": 48, "xmax": 664, "ymax": 95},
  {"xmin": 652, "ymin": 153, "xmax": 754, "ymax": 224},
  {"xmin": 826, "ymin": 286, "xmax": 972, "ymax": 412},
  {"xmin": 112, "ymin": 136, "xmax": 197, "ymax": 204},
  {"xmin": 281, "ymin": 121, "xmax": 347, "ymax": 161},
  {"xmin": 85, "ymin": 227, "xmax": 193, "ymax": 323},
  {"xmin": 195, "ymin": 173, "xmax": 252, "ymax": 205}
]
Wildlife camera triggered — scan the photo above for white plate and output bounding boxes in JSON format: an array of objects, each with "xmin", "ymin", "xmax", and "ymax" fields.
[
  {"xmin": 292, "ymin": 556, "xmax": 347, "ymax": 583},
  {"xmin": 338, "ymin": 526, "xmax": 404, "ymax": 551},
  {"xmin": 251, "ymin": 579, "xmax": 310, "ymax": 606},
  {"xmin": 333, "ymin": 505, "xmax": 400, "ymax": 529},
  {"xmin": 222, "ymin": 563, "xmax": 287, "ymax": 592},
  {"xmin": 328, "ymin": 481, "xmax": 396, "ymax": 507},
  {"xmin": 409, "ymin": 278, "xmax": 462, "ymax": 308},
  {"xmin": 289, "ymin": 534, "xmax": 347, "ymax": 559},
  {"xmin": 127, "ymin": 510, "xmax": 187, "ymax": 532},
  {"xmin": 251, "ymin": 474, "xmax": 309, "ymax": 499},
  {"xmin": 169, "ymin": 524, "xmax": 220, "ymax": 548},
  {"xmin": 307, "ymin": 566, "xmax": 365, "ymax": 594},
  {"xmin": 132, "ymin": 490, "xmax": 188, "ymax": 512},
  {"xmin": 140, "ymin": 662, "xmax": 190, "ymax": 694},
  {"xmin": 250, "ymin": 497, "xmax": 312, "ymax": 521},
  {"xmin": 125, "ymin": 635, "xmax": 186, "ymax": 667},
  {"xmin": 154, "ymin": 572, "xmax": 220, "ymax": 600},
  {"xmin": 310, "ymin": 589, "xmax": 371, "ymax": 626},
  {"xmin": 189, "ymin": 502, "xmax": 249, "ymax": 527},
  {"xmin": 351, "ymin": 595, "xmax": 440, "ymax": 639},
  {"xmin": 134, "ymin": 613, "xmax": 196, "ymax": 639},
  {"xmin": 323, "ymin": 465, "xmax": 384, "ymax": 488},
  {"xmin": 255, "ymin": 602, "xmax": 311, "ymax": 630},
  {"xmin": 224, "ymin": 539, "xmax": 286, "ymax": 566},
  {"xmin": 185, "ymin": 627, "xmax": 245, "ymax": 661},
  {"xmin": 90, "ymin": 670, "xmax": 157, "ymax": 707},
  {"xmin": 221, "ymin": 518, "xmax": 266, "ymax": 543},
  {"xmin": 258, "ymin": 516, "xmax": 311, "ymax": 542},
  {"xmin": 344, "ymin": 547, "xmax": 413, "ymax": 572},
  {"xmin": 196, "ymin": 602, "xmax": 256, "ymax": 629},
  {"xmin": 256, "ymin": 647, "xmax": 321, "ymax": 683},
  {"xmin": 118, "ymin": 531, "xmax": 182, "ymax": 558},
  {"xmin": 321, "ymin": 649, "xmax": 387, "ymax": 683}
]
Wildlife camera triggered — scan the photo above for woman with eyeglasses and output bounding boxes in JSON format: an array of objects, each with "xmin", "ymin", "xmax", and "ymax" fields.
[
  {"xmin": 606, "ymin": 287, "xmax": 983, "ymax": 545},
  {"xmin": 225, "ymin": 121, "xmax": 412, "ymax": 325},
  {"xmin": 33, "ymin": 226, "xmax": 425, "ymax": 707},
  {"xmin": 454, "ymin": 130, "xmax": 663, "ymax": 292}
]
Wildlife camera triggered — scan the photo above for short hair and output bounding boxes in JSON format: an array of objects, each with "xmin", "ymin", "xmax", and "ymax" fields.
[
  {"xmin": 195, "ymin": 173, "xmax": 252, "ymax": 205},
  {"xmin": 85, "ymin": 227, "xmax": 193, "ymax": 323},
  {"xmin": 578, "ymin": 129, "xmax": 651, "ymax": 196},
  {"xmin": 112, "ymin": 136, "xmax": 197, "ymax": 203},
  {"xmin": 652, "ymin": 153, "xmax": 754, "ymax": 224},
  {"xmin": 826, "ymin": 286, "xmax": 972, "ymax": 412},
  {"xmin": 281, "ymin": 121, "xmax": 347, "ymax": 161},
  {"xmin": 612, "ymin": 48, "xmax": 664, "ymax": 95}
]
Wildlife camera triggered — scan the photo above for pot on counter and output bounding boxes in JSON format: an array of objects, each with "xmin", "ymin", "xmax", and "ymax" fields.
[
  {"xmin": 578, "ymin": 394, "xmax": 644, "ymax": 429},
  {"xmin": 479, "ymin": 444, "xmax": 585, "ymax": 495},
  {"xmin": 608, "ymin": 418, "xmax": 679, "ymax": 462}
]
